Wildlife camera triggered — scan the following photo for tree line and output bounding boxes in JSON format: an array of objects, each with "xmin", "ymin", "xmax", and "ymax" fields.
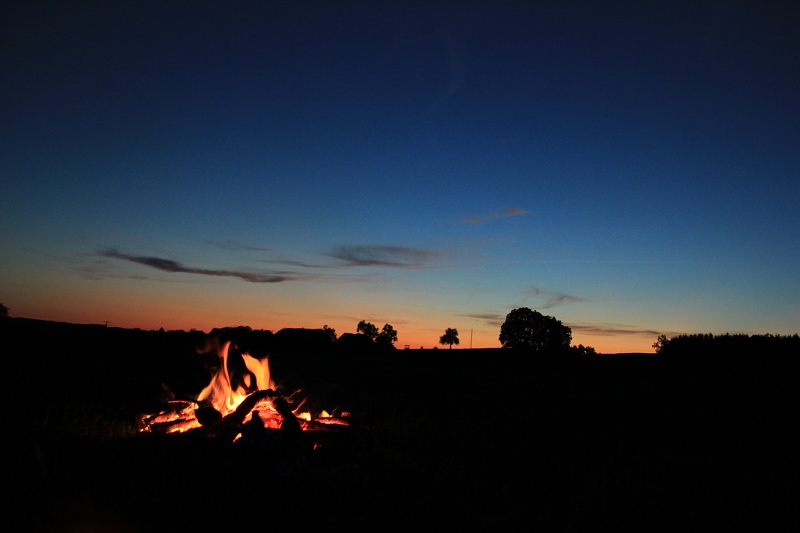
[
  {"xmin": 329, "ymin": 308, "xmax": 594, "ymax": 353},
  {"xmin": 652, "ymin": 332, "xmax": 799, "ymax": 359},
  {"xmin": 6, "ymin": 301, "xmax": 796, "ymax": 359},
  {"xmin": 344, "ymin": 308, "xmax": 597, "ymax": 354}
]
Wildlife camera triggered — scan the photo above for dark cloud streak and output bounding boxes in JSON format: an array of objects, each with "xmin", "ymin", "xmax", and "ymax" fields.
[
  {"xmin": 204, "ymin": 239, "xmax": 272, "ymax": 252},
  {"xmin": 101, "ymin": 248, "xmax": 301, "ymax": 283},
  {"xmin": 527, "ymin": 287, "xmax": 587, "ymax": 309},
  {"xmin": 459, "ymin": 313, "xmax": 505, "ymax": 327},
  {"xmin": 570, "ymin": 324, "xmax": 663, "ymax": 337},
  {"xmin": 327, "ymin": 245, "xmax": 443, "ymax": 268}
]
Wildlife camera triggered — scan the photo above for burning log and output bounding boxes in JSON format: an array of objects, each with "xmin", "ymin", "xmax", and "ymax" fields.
[
  {"xmin": 273, "ymin": 396, "xmax": 304, "ymax": 438},
  {"xmin": 193, "ymin": 390, "xmax": 316, "ymax": 471},
  {"xmin": 272, "ymin": 396, "xmax": 315, "ymax": 464},
  {"xmin": 201, "ymin": 388, "xmax": 282, "ymax": 441},
  {"xmin": 194, "ymin": 400, "xmax": 222, "ymax": 426}
]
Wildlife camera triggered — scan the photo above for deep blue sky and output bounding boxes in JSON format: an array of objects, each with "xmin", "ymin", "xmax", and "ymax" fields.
[{"xmin": 2, "ymin": 1, "xmax": 798, "ymax": 352}]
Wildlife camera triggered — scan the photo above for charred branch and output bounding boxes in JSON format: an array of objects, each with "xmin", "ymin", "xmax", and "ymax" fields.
[{"xmin": 201, "ymin": 388, "xmax": 281, "ymax": 440}]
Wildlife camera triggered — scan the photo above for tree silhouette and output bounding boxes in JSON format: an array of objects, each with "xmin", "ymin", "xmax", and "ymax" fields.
[
  {"xmin": 652, "ymin": 334, "xmax": 669, "ymax": 353},
  {"xmin": 322, "ymin": 324, "xmax": 337, "ymax": 342},
  {"xmin": 0, "ymin": 303, "xmax": 8, "ymax": 318},
  {"xmin": 357, "ymin": 320, "xmax": 379, "ymax": 341},
  {"xmin": 376, "ymin": 323, "xmax": 397, "ymax": 348},
  {"xmin": 439, "ymin": 328, "xmax": 459, "ymax": 349},
  {"xmin": 499, "ymin": 307, "xmax": 571, "ymax": 352},
  {"xmin": 571, "ymin": 343, "xmax": 597, "ymax": 355}
]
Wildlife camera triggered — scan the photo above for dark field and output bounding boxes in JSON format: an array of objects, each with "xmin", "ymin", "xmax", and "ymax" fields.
[{"xmin": 5, "ymin": 319, "xmax": 798, "ymax": 532}]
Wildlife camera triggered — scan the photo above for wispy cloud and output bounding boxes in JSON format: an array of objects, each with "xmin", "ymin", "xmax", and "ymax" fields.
[
  {"xmin": 97, "ymin": 242, "xmax": 446, "ymax": 284},
  {"xmin": 459, "ymin": 313, "xmax": 506, "ymax": 327},
  {"xmin": 526, "ymin": 287, "xmax": 587, "ymax": 309},
  {"xmin": 101, "ymin": 248, "xmax": 305, "ymax": 283},
  {"xmin": 204, "ymin": 239, "xmax": 272, "ymax": 252},
  {"xmin": 462, "ymin": 312, "xmax": 665, "ymax": 339},
  {"xmin": 327, "ymin": 245, "xmax": 444, "ymax": 268},
  {"xmin": 569, "ymin": 323, "xmax": 664, "ymax": 337},
  {"xmin": 459, "ymin": 207, "xmax": 528, "ymax": 224}
]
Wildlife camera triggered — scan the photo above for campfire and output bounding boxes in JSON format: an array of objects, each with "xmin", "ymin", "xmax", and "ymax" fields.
[{"xmin": 137, "ymin": 336, "xmax": 351, "ymax": 444}]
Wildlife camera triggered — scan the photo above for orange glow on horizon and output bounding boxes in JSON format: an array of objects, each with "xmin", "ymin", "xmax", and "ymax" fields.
[
  {"xmin": 10, "ymin": 285, "xmax": 658, "ymax": 354},
  {"xmin": 12, "ymin": 306, "xmax": 656, "ymax": 354}
]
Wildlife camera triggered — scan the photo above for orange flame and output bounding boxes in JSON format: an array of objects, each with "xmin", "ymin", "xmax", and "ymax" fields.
[{"xmin": 195, "ymin": 340, "xmax": 274, "ymax": 414}]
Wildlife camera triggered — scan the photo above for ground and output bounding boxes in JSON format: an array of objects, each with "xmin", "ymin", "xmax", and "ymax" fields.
[{"xmin": 6, "ymin": 319, "xmax": 798, "ymax": 531}]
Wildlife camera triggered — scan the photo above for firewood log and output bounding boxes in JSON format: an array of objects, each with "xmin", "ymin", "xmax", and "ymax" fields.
[
  {"xmin": 273, "ymin": 396, "xmax": 304, "ymax": 438},
  {"xmin": 203, "ymin": 388, "xmax": 280, "ymax": 440}
]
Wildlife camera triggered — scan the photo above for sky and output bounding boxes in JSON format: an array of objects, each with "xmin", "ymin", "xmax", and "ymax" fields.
[{"xmin": 2, "ymin": 1, "xmax": 798, "ymax": 353}]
